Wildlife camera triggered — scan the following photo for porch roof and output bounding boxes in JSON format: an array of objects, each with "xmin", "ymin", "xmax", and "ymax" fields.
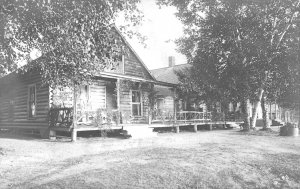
[
  {"xmin": 151, "ymin": 64, "xmax": 191, "ymax": 85},
  {"xmin": 97, "ymin": 72, "xmax": 176, "ymax": 87}
]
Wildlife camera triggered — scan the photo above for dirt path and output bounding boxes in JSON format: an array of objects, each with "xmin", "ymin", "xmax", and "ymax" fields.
[{"xmin": 1, "ymin": 129, "xmax": 300, "ymax": 189}]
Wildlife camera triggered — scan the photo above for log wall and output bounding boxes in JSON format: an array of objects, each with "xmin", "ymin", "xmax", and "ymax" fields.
[
  {"xmin": 124, "ymin": 49, "xmax": 153, "ymax": 80},
  {"xmin": 0, "ymin": 70, "xmax": 49, "ymax": 129}
]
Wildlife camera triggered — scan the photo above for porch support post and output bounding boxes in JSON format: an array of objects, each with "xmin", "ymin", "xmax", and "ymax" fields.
[
  {"xmin": 116, "ymin": 78, "xmax": 121, "ymax": 125},
  {"xmin": 208, "ymin": 124, "xmax": 212, "ymax": 131},
  {"xmin": 49, "ymin": 130, "xmax": 56, "ymax": 140},
  {"xmin": 173, "ymin": 87, "xmax": 177, "ymax": 125},
  {"xmin": 72, "ymin": 84, "xmax": 77, "ymax": 142},
  {"xmin": 175, "ymin": 126, "xmax": 180, "ymax": 133},
  {"xmin": 193, "ymin": 124, "xmax": 197, "ymax": 132},
  {"xmin": 269, "ymin": 102, "xmax": 272, "ymax": 119}
]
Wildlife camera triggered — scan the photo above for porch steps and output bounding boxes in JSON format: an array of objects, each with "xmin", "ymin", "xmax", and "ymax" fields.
[{"xmin": 122, "ymin": 126, "xmax": 157, "ymax": 139}]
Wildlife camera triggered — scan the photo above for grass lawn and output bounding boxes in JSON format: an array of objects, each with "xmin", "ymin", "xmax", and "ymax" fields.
[{"xmin": 0, "ymin": 128, "xmax": 300, "ymax": 189}]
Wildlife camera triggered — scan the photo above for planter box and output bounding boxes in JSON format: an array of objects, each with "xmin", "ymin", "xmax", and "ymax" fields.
[
  {"xmin": 280, "ymin": 126, "xmax": 288, "ymax": 136},
  {"xmin": 287, "ymin": 127, "xmax": 299, "ymax": 137},
  {"xmin": 280, "ymin": 126, "xmax": 299, "ymax": 137}
]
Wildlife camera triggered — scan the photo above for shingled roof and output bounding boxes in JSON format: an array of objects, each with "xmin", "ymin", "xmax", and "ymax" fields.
[{"xmin": 150, "ymin": 64, "xmax": 191, "ymax": 85}]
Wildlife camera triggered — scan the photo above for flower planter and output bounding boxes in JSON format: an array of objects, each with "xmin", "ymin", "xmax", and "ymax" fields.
[{"xmin": 280, "ymin": 126, "xmax": 288, "ymax": 136}]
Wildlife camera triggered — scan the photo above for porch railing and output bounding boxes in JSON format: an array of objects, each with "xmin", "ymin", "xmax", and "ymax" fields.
[
  {"xmin": 76, "ymin": 109, "xmax": 121, "ymax": 127},
  {"xmin": 151, "ymin": 110, "xmax": 174, "ymax": 125},
  {"xmin": 49, "ymin": 108, "xmax": 242, "ymax": 129},
  {"xmin": 49, "ymin": 107, "xmax": 73, "ymax": 127},
  {"xmin": 176, "ymin": 111, "xmax": 212, "ymax": 123},
  {"xmin": 151, "ymin": 110, "xmax": 212, "ymax": 125},
  {"xmin": 49, "ymin": 108, "xmax": 121, "ymax": 128}
]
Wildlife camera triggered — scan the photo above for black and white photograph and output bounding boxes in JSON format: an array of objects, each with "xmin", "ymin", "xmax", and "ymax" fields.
[{"xmin": 0, "ymin": 0, "xmax": 300, "ymax": 188}]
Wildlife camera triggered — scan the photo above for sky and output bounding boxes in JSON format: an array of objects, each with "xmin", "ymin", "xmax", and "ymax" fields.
[{"xmin": 116, "ymin": 0, "xmax": 187, "ymax": 70}]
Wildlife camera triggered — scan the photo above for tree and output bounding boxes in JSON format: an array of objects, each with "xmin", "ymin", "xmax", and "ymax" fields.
[
  {"xmin": 275, "ymin": 28, "xmax": 300, "ymax": 125},
  {"xmin": 0, "ymin": 0, "xmax": 142, "ymax": 87},
  {"xmin": 158, "ymin": 0, "xmax": 300, "ymax": 130}
]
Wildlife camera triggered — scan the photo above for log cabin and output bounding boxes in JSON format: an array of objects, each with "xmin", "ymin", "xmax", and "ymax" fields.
[{"xmin": 0, "ymin": 27, "xmax": 177, "ymax": 140}]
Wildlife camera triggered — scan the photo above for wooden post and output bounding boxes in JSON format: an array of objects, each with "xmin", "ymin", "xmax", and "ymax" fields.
[
  {"xmin": 298, "ymin": 104, "xmax": 300, "ymax": 126},
  {"xmin": 71, "ymin": 129, "xmax": 77, "ymax": 141},
  {"xmin": 72, "ymin": 84, "xmax": 77, "ymax": 142},
  {"xmin": 175, "ymin": 126, "xmax": 180, "ymax": 133},
  {"xmin": 193, "ymin": 124, "xmax": 197, "ymax": 132},
  {"xmin": 49, "ymin": 130, "xmax": 56, "ymax": 140},
  {"xmin": 148, "ymin": 113, "xmax": 152, "ymax": 125},
  {"xmin": 275, "ymin": 101, "xmax": 277, "ymax": 119},
  {"xmin": 269, "ymin": 102, "xmax": 272, "ymax": 119},
  {"xmin": 173, "ymin": 88, "xmax": 177, "ymax": 126},
  {"xmin": 116, "ymin": 79, "xmax": 121, "ymax": 125}
]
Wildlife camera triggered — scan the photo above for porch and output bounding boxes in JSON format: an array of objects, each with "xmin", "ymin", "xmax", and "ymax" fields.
[
  {"xmin": 48, "ymin": 75, "xmax": 244, "ymax": 141},
  {"xmin": 48, "ymin": 107, "xmax": 242, "ymax": 141}
]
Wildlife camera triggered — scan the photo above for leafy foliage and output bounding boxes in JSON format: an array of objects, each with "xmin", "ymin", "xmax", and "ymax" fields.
[
  {"xmin": 158, "ymin": 0, "xmax": 300, "ymax": 127},
  {"xmin": 0, "ymin": 0, "xmax": 142, "ymax": 87}
]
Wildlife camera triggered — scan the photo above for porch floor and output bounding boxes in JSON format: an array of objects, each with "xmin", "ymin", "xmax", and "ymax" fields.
[{"xmin": 49, "ymin": 121, "xmax": 243, "ymax": 132}]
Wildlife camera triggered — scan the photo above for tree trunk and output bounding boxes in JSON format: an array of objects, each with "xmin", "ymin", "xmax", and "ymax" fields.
[
  {"xmin": 298, "ymin": 104, "xmax": 300, "ymax": 126},
  {"xmin": 250, "ymin": 88, "xmax": 264, "ymax": 129},
  {"xmin": 261, "ymin": 94, "xmax": 271, "ymax": 130},
  {"xmin": 242, "ymin": 99, "xmax": 251, "ymax": 131}
]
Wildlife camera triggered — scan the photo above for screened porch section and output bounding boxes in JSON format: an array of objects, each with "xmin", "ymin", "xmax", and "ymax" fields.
[
  {"xmin": 49, "ymin": 78, "xmax": 155, "ymax": 129},
  {"xmin": 50, "ymin": 78, "xmax": 121, "ymax": 128}
]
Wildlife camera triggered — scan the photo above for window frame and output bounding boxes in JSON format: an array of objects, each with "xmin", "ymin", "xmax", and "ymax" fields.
[
  {"xmin": 88, "ymin": 85, "xmax": 107, "ymax": 110},
  {"xmin": 28, "ymin": 84, "xmax": 37, "ymax": 119},
  {"xmin": 131, "ymin": 90, "xmax": 142, "ymax": 117}
]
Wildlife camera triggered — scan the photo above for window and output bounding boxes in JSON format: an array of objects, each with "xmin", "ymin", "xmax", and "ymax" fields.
[
  {"xmin": 132, "ymin": 90, "xmax": 142, "ymax": 116},
  {"xmin": 28, "ymin": 85, "xmax": 36, "ymax": 118},
  {"xmin": 157, "ymin": 98, "xmax": 164, "ymax": 114}
]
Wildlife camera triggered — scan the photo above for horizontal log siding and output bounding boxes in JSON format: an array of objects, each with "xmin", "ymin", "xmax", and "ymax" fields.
[
  {"xmin": 0, "ymin": 71, "xmax": 49, "ymax": 129},
  {"xmin": 142, "ymin": 91, "xmax": 149, "ymax": 117},
  {"xmin": 124, "ymin": 49, "xmax": 153, "ymax": 80}
]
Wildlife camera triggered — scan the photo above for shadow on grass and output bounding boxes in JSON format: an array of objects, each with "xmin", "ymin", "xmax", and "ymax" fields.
[
  {"xmin": 252, "ymin": 152, "xmax": 300, "ymax": 188},
  {"xmin": 0, "ymin": 129, "xmax": 43, "ymax": 141},
  {"xmin": 0, "ymin": 128, "xmax": 127, "ymax": 143},
  {"xmin": 228, "ymin": 128, "xmax": 280, "ymax": 137}
]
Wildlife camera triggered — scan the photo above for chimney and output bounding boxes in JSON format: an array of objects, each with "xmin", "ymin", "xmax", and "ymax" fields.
[{"xmin": 168, "ymin": 56, "xmax": 175, "ymax": 67}]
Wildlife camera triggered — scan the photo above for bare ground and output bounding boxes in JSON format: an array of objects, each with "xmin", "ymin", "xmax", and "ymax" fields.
[{"xmin": 0, "ymin": 128, "xmax": 300, "ymax": 189}]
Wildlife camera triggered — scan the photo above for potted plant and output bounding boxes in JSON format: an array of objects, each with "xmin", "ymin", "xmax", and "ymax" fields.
[{"xmin": 280, "ymin": 123, "xmax": 299, "ymax": 136}]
